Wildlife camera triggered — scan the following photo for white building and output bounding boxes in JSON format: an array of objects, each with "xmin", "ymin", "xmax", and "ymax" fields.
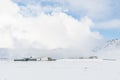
[{"xmin": 36, "ymin": 57, "xmax": 54, "ymax": 61}]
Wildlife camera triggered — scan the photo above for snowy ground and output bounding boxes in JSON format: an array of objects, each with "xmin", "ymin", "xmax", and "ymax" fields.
[{"xmin": 0, "ymin": 59, "xmax": 120, "ymax": 80}]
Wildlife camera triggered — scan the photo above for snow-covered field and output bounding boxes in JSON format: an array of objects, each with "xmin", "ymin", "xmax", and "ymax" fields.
[{"xmin": 0, "ymin": 59, "xmax": 120, "ymax": 80}]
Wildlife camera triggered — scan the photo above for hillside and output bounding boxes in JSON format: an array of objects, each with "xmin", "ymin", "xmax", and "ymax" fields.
[
  {"xmin": 93, "ymin": 39, "xmax": 120, "ymax": 52},
  {"xmin": 92, "ymin": 39, "xmax": 120, "ymax": 59}
]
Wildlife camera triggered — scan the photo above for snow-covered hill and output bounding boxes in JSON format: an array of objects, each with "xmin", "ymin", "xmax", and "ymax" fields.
[
  {"xmin": 93, "ymin": 39, "xmax": 120, "ymax": 52},
  {"xmin": 0, "ymin": 59, "xmax": 120, "ymax": 80},
  {"xmin": 92, "ymin": 39, "xmax": 120, "ymax": 59}
]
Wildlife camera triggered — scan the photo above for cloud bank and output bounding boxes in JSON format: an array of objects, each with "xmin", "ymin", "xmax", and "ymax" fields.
[
  {"xmin": 0, "ymin": 0, "xmax": 103, "ymax": 58},
  {"xmin": 13, "ymin": 0, "xmax": 111, "ymax": 19}
]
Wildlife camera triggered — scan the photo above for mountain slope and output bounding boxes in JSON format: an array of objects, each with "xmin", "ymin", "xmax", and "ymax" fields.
[
  {"xmin": 92, "ymin": 39, "xmax": 120, "ymax": 59},
  {"xmin": 93, "ymin": 39, "xmax": 120, "ymax": 52}
]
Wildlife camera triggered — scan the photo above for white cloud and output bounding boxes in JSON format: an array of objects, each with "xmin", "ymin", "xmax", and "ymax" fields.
[
  {"xmin": 19, "ymin": 4, "xmax": 68, "ymax": 17},
  {"xmin": 0, "ymin": 0, "xmax": 19, "ymax": 16},
  {"xmin": 14, "ymin": 0, "xmax": 111, "ymax": 19},
  {"xmin": 94, "ymin": 19, "xmax": 120, "ymax": 29},
  {"xmin": 0, "ymin": 0, "xmax": 20, "ymax": 48},
  {"xmin": 12, "ymin": 13, "xmax": 102, "ymax": 49},
  {"xmin": 0, "ymin": 0, "xmax": 103, "ymax": 58},
  {"xmin": 36, "ymin": 0, "xmax": 110, "ymax": 19}
]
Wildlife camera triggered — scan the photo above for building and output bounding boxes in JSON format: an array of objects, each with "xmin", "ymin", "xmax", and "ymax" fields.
[
  {"xmin": 14, "ymin": 57, "xmax": 56, "ymax": 61},
  {"xmin": 14, "ymin": 57, "xmax": 37, "ymax": 61},
  {"xmin": 37, "ymin": 57, "xmax": 56, "ymax": 61}
]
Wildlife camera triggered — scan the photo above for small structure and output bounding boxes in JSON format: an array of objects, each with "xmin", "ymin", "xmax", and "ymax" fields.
[
  {"xmin": 14, "ymin": 57, "xmax": 37, "ymax": 61},
  {"xmin": 79, "ymin": 57, "xmax": 84, "ymax": 59},
  {"xmin": 14, "ymin": 57, "xmax": 56, "ymax": 61},
  {"xmin": 88, "ymin": 56, "xmax": 98, "ymax": 59},
  {"xmin": 37, "ymin": 57, "xmax": 56, "ymax": 61}
]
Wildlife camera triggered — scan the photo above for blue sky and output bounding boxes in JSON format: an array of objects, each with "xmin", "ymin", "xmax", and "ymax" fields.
[{"xmin": 11, "ymin": 0, "xmax": 120, "ymax": 39}]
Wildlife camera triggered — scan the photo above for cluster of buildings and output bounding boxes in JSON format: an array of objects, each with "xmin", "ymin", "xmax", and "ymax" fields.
[
  {"xmin": 14, "ymin": 56, "xmax": 98, "ymax": 61},
  {"xmin": 14, "ymin": 56, "xmax": 56, "ymax": 61}
]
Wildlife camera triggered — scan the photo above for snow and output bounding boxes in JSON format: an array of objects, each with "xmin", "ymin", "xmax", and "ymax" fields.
[{"xmin": 0, "ymin": 59, "xmax": 120, "ymax": 80}]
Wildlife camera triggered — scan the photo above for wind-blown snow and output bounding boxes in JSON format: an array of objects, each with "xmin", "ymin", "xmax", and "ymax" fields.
[{"xmin": 0, "ymin": 59, "xmax": 120, "ymax": 80}]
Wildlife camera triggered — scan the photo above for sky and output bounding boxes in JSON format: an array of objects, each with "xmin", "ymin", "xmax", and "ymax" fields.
[
  {"xmin": 0, "ymin": 0, "xmax": 120, "ymax": 58},
  {"xmin": 12, "ymin": 0, "xmax": 120, "ymax": 39}
]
